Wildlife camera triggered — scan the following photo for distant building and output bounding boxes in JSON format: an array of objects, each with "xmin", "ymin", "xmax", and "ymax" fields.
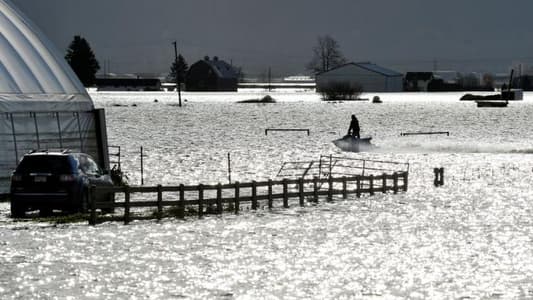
[
  {"xmin": 404, "ymin": 72, "xmax": 434, "ymax": 91},
  {"xmin": 432, "ymin": 71, "xmax": 460, "ymax": 84},
  {"xmin": 283, "ymin": 75, "xmax": 314, "ymax": 83},
  {"xmin": 514, "ymin": 75, "xmax": 533, "ymax": 91},
  {"xmin": 186, "ymin": 56, "xmax": 238, "ymax": 91},
  {"xmin": 315, "ymin": 62, "xmax": 403, "ymax": 92},
  {"xmin": 96, "ymin": 78, "xmax": 161, "ymax": 91}
]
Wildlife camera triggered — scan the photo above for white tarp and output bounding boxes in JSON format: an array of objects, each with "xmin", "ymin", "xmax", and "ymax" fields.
[{"xmin": 0, "ymin": 0, "xmax": 100, "ymax": 193}]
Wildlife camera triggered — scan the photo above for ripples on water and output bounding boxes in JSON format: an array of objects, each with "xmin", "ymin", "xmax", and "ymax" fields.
[{"xmin": 1, "ymin": 91, "xmax": 533, "ymax": 299}]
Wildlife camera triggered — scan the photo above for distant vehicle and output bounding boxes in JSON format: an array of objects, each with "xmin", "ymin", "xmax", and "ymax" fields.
[{"xmin": 10, "ymin": 151, "xmax": 114, "ymax": 218}]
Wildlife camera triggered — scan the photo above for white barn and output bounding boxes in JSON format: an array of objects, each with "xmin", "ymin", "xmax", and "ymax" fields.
[
  {"xmin": 0, "ymin": 0, "xmax": 109, "ymax": 194},
  {"xmin": 316, "ymin": 62, "xmax": 403, "ymax": 93}
]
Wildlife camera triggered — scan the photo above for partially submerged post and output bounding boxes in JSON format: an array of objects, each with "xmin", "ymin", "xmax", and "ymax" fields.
[
  {"xmin": 124, "ymin": 186, "xmax": 131, "ymax": 225},
  {"xmin": 89, "ymin": 185, "xmax": 97, "ymax": 225},
  {"xmin": 434, "ymin": 168, "xmax": 444, "ymax": 186},
  {"xmin": 227, "ymin": 152, "xmax": 232, "ymax": 183},
  {"xmin": 234, "ymin": 181, "xmax": 240, "ymax": 214},
  {"xmin": 216, "ymin": 183, "xmax": 223, "ymax": 214},
  {"xmin": 157, "ymin": 184, "xmax": 163, "ymax": 220},
  {"xmin": 198, "ymin": 184, "xmax": 204, "ymax": 218}
]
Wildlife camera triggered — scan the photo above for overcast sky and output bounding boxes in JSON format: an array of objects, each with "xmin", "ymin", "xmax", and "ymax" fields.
[{"xmin": 10, "ymin": 0, "xmax": 533, "ymax": 77}]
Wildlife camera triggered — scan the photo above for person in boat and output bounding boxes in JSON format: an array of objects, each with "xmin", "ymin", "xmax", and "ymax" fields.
[{"xmin": 347, "ymin": 114, "xmax": 360, "ymax": 139}]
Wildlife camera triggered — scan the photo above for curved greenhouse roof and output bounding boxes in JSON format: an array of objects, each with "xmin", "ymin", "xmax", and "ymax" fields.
[{"xmin": 0, "ymin": 0, "xmax": 93, "ymax": 112}]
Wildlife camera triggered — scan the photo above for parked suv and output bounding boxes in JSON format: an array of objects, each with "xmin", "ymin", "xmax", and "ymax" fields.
[{"xmin": 10, "ymin": 151, "xmax": 114, "ymax": 217}]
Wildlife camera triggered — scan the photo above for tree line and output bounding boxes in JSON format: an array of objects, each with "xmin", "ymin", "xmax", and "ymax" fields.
[
  {"xmin": 64, "ymin": 34, "xmax": 344, "ymax": 87},
  {"xmin": 64, "ymin": 35, "xmax": 189, "ymax": 87},
  {"xmin": 67, "ymin": 34, "xmax": 523, "ymax": 92}
]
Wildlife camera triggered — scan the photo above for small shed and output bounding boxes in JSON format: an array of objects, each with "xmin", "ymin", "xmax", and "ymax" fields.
[
  {"xmin": 405, "ymin": 72, "xmax": 434, "ymax": 91},
  {"xmin": 316, "ymin": 62, "xmax": 403, "ymax": 92},
  {"xmin": 186, "ymin": 57, "xmax": 238, "ymax": 91}
]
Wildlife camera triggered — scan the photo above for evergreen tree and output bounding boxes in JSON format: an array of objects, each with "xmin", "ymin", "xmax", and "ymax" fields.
[
  {"xmin": 65, "ymin": 35, "xmax": 100, "ymax": 86},
  {"xmin": 168, "ymin": 54, "xmax": 189, "ymax": 83}
]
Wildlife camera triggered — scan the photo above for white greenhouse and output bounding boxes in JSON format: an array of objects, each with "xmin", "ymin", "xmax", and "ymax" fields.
[
  {"xmin": 0, "ymin": 0, "xmax": 109, "ymax": 194},
  {"xmin": 316, "ymin": 62, "xmax": 403, "ymax": 93}
]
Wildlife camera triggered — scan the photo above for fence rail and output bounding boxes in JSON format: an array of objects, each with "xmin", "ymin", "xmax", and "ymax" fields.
[
  {"xmin": 277, "ymin": 155, "xmax": 410, "ymax": 180},
  {"xmin": 89, "ymin": 172, "xmax": 408, "ymax": 225},
  {"xmin": 400, "ymin": 131, "xmax": 450, "ymax": 136}
]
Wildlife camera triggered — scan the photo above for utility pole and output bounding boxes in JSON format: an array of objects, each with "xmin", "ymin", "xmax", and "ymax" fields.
[
  {"xmin": 268, "ymin": 67, "xmax": 272, "ymax": 91},
  {"xmin": 172, "ymin": 41, "xmax": 182, "ymax": 107}
]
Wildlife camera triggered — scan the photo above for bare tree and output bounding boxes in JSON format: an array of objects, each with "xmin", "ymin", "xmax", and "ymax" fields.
[{"xmin": 307, "ymin": 35, "xmax": 347, "ymax": 74}]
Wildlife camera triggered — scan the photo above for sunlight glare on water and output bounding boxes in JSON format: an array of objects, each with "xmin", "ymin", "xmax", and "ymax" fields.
[{"xmin": 1, "ymin": 91, "xmax": 533, "ymax": 299}]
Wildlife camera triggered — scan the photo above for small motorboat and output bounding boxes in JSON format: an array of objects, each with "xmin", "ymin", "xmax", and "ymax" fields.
[{"xmin": 332, "ymin": 135, "xmax": 373, "ymax": 152}]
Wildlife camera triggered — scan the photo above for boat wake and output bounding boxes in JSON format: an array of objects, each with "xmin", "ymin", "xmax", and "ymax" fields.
[{"xmin": 376, "ymin": 140, "xmax": 533, "ymax": 154}]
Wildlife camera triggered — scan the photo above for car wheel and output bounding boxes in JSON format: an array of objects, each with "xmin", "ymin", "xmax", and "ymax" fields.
[{"xmin": 10, "ymin": 201, "xmax": 25, "ymax": 218}]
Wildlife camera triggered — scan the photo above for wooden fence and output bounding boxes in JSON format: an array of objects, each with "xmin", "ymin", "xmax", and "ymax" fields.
[{"xmin": 88, "ymin": 172, "xmax": 408, "ymax": 225}]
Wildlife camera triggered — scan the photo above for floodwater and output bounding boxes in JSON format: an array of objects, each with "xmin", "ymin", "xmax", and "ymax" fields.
[{"xmin": 1, "ymin": 90, "xmax": 533, "ymax": 299}]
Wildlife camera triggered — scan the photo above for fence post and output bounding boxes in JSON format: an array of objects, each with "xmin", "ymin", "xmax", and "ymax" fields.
[
  {"xmin": 157, "ymin": 184, "xmax": 163, "ymax": 220},
  {"xmin": 178, "ymin": 184, "xmax": 185, "ymax": 219},
  {"xmin": 283, "ymin": 179, "xmax": 289, "ymax": 208},
  {"xmin": 393, "ymin": 172, "xmax": 399, "ymax": 194},
  {"xmin": 329, "ymin": 154, "xmax": 333, "ymax": 177},
  {"xmin": 227, "ymin": 152, "xmax": 232, "ymax": 184},
  {"xmin": 234, "ymin": 181, "xmax": 240, "ymax": 214},
  {"xmin": 342, "ymin": 176, "xmax": 347, "ymax": 199},
  {"xmin": 124, "ymin": 185, "xmax": 131, "ymax": 225},
  {"xmin": 216, "ymin": 183, "xmax": 222, "ymax": 214},
  {"xmin": 313, "ymin": 176, "xmax": 318, "ymax": 203},
  {"xmin": 369, "ymin": 175, "xmax": 374, "ymax": 196},
  {"xmin": 299, "ymin": 177, "xmax": 304, "ymax": 207},
  {"xmin": 433, "ymin": 168, "xmax": 444, "ymax": 186},
  {"xmin": 268, "ymin": 179, "xmax": 273, "ymax": 209},
  {"xmin": 382, "ymin": 173, "xmax": 387, "ymax": 193},
  {"xmin": 252, "ymin": 181, "xmax": 257, "ymax": 210},
  {"xmin": 328, "ymin": 176, "xmax": 333, "ymax": 201},
  {"xmin": 356, "ymin": 176, "xmax": 361, "ymax": 198},
  {"xmin": 140, "ymin": 146, "xmax": 144, "ymax": 185},
  {"xmin": 89, "ymin": 185, "xmax": 97, "ymax": 225},
  {"xmin": 198, "ymin": 184, "xmax": 204, "ymax": 218}
]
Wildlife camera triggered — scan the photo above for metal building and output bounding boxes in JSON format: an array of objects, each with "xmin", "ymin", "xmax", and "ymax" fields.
[{"xmin": 316, "ymin": 62, "xmax": 403, "ymax": 93}]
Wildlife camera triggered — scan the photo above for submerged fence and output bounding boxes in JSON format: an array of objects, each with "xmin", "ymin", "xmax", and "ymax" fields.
[
  {"xmin": 89, "ymin": 172, "xmax": 408, "ymax": 225},
  {"xmin": 277, "ymin": 155, "xmax": 410, "ymax": 180}
]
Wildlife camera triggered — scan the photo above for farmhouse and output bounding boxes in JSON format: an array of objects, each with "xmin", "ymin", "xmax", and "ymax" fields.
[
  {"xmin": 186, "ymin": 56, "xmax": 238, "ymax": 91},
  {"xmin": 316, "ymin": 62, "xmax": 403, "ymax": 92}
]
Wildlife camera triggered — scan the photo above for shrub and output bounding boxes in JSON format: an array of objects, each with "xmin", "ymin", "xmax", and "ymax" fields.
[{"xmin": 319, "ymin": 81, "xmax": 363, "ymax": 100}]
